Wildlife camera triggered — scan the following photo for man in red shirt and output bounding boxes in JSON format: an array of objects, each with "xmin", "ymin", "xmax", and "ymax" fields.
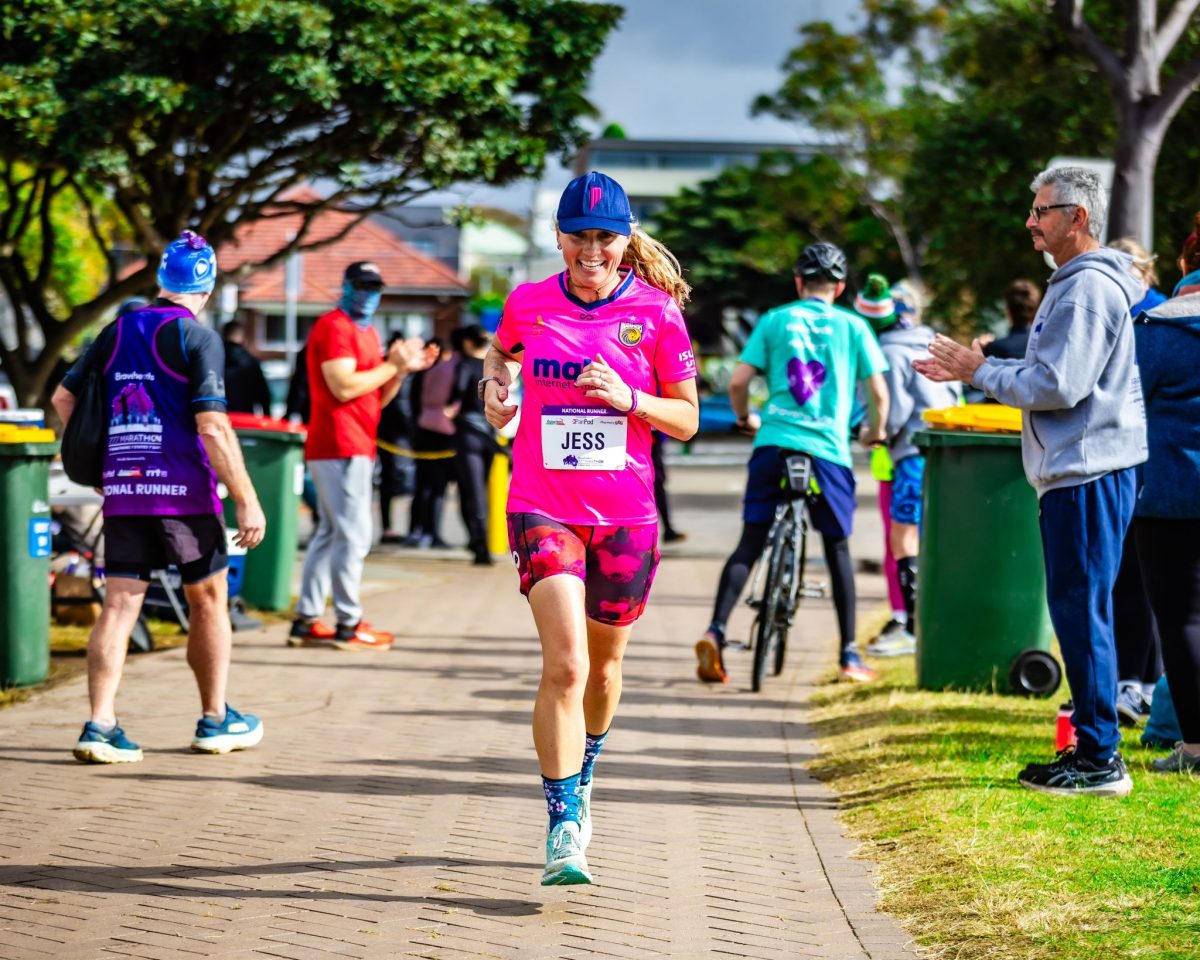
[{"xmin": 291, "ymin": 261, "xmax": 432, "ymax": 650}]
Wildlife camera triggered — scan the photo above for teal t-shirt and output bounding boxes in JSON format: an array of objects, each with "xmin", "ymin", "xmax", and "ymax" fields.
[{"xmin": 740, "ymin": 298, "xmax": 888, "ymax": 467}]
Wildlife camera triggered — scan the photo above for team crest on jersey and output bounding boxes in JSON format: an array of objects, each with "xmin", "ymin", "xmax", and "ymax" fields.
[{"xmin": 617, "ymin": 321, "xmax": 644, "ymax": 347}]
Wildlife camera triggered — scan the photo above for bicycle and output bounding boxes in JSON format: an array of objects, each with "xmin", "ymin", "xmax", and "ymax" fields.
[{"xmin": 741, "ymin": 452, "xmax": 827, "ymax": 692}]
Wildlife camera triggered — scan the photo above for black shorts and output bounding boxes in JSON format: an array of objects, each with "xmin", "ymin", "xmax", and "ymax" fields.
[{"xmin": 104, "ymin": 514, "xmax": 228, "ymax": 584}]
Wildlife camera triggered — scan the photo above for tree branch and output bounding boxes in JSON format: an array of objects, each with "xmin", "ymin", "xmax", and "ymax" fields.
[
  {"xmin": 1052, "ymin": 0, "xmax": 1127, "ymax": 95},
  {"xmin": 67, "ymin": 175, "xmax": 116, "ymax": 286},
  {"xmin": 34, "ymin": 174, "xmax": 67, "ymax": 293},
  {"xmin": 1157, "ymin": 0, "xmax": 1200, "ymax": 61},
  {"xmin": 1149, "ymin": 53, "xmax": 1200, "ymax": 131}
]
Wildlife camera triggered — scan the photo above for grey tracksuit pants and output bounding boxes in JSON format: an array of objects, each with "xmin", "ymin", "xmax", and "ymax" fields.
[{"xmin": 297, "ymin": 456, "xmax": 374, "ymax": 625}]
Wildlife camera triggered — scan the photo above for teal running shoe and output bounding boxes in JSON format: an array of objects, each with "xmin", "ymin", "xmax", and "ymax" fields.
[
  {"xmin": 578, "ymin": 781, "xmax": 593, "ymax": 850},
  {"xmin": 540, "ymin": 821, "xmax": 592, "ymax": 886},
  {"xmin": 191, "ymin": 704, "xmax": 263, "ymax": 754},
  {"xmin": 73, "ymin": 721, "xmax": 143, "ymax": 764}
]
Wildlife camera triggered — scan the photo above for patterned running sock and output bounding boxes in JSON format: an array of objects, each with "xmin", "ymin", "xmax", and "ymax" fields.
[
  {"xmin": 897, "ymin": 556, "xmax": 918, "ymax": 623},
  {"xmin": 580, "ymin": 730, "xmax": 609, "ymax": 786},
  {"xmin": 542, "ymin": 773, "xmax": 583, "ymax": 828},
  {"xmin": 706, "ymin": 623, "xmax": 726, "ymax": 647}
]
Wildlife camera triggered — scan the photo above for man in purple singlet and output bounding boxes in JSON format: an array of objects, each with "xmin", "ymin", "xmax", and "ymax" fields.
[{"xmin": 53, "ymin": 231, "xmax": 267, "ymax": 764}]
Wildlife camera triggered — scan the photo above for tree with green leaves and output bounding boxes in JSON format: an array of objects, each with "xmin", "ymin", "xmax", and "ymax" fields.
[
  {"xmin": 654, "ymin": 153, "xmax": 902, "ymax": 348},
  {"xmin": 0, "ymin": 0, "xmax": 621, "ymax": 405},
  {"xmin": 1053, "ymin": 0, "xmax": 1200, "ymax": 241},
  {"xmin": 751, "ymin": 5, "xmax": 950, "ymax": 286},
  {"xmin": 675, "ymin": 1, "xmax": 1200, "ymax": 335}
]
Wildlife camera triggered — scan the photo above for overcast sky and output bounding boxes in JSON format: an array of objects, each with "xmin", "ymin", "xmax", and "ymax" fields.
[
  {"xmin": 586, "ymin": 0, "xmax": 857, "ymax": 141},
  {"xmin": 449, "ymin": 0, "xmax": 861, "ymax": 209}
]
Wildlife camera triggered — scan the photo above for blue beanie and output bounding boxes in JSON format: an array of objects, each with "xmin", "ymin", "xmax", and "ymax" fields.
[{"xmin": 157, "ymin": 230, "xmax": 217, "ymax": 294}]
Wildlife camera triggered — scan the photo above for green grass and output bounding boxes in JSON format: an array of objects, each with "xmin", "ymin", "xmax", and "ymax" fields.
[{"xmin": 809, "ymin": 624, "xmax": 1200, "ymax": 960}]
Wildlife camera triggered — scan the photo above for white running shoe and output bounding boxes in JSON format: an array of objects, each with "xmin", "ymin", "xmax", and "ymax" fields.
[
  {"xmin": 578, "ymin": 781, "xmax": 593, "ymax": 850},
  {"xmin": 541, "ymin": 821, "xmax": 592, "ymax": 886},
  {"xmin": 866, "ymin": 627, "xmax": 916, "ymax": 658}
]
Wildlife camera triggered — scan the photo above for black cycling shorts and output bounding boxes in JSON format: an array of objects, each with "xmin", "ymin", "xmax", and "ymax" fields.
[{"xmin": 104, "ymin": 514, "xmax": 228, "ymax": 584}]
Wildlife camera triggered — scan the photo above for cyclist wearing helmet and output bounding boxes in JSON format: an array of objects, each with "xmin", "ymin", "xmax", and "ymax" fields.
[{"xmin": 696, "ymin": 242, "xmax": 889, "ymax": 684}]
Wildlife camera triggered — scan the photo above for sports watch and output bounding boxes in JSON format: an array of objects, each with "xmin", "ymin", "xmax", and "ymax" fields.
[{"xmin": 477, "ymin": 376, "xmax": 505, "ymax": 401}]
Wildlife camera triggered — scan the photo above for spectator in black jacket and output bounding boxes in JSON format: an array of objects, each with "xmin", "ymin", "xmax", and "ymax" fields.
[
  {"xmin": 222, "ymin": 321, "xmax": 272, "ymax": 415},
  {"xmin": 983, "ymin": 279, "xmax": 1042, "ymax": 360},
  {"xmin": 449, "ymin": 325, "xmax": 497, "ymax": 564}
]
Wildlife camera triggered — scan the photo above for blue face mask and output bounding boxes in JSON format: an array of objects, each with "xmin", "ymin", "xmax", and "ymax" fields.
[{"xmin": 341, "ymin": 280, "xmax": 382, "ymax": 323}]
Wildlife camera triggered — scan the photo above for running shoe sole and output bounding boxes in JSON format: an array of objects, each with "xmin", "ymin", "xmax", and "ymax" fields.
[
  {"xmin": 331, "ymin": 640, "xmax": 393, "ymax": 652},
  {"xmin": 865, "ymin": 640, "xmax": 915, "ymax": 658},
  {"xmin": 1019, "ymin": 774, "xmax": 1133, "ymax": 798},
  {"xmin": 541, "ymin": 860, "xmax": 593, "ymax": 885},
  {"xmin": 191, "ymin": 723, "xmax": 265, "ymax": 755},
  {"xmin": 695, "ymin": 637, "xmax": 727, "ymax": 683},
  {"xmin": 73, "ymin": 742, "xmax": 143, "ymax": 764}
]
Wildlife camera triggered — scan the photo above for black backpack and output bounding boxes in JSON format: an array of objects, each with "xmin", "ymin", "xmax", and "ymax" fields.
[{"xmin": 61, "ymin": 322, "xmax": 117, "ymax": 488}]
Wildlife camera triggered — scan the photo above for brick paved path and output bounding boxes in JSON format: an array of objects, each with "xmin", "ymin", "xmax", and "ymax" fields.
[{"xmin": 0, "ymin": 468, "xmax": 915, "ymax": 960}]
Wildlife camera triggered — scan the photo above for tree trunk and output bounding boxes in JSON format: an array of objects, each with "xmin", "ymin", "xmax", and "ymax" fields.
[{"xmin": 1106, "ymin": 102, "xmax": 1164, "ymax": 245}]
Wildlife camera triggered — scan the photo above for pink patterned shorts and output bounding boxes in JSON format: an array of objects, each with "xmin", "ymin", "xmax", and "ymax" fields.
[{"xmin": 507, "ymin": 513, "xmax": 661, "ymax": 626}]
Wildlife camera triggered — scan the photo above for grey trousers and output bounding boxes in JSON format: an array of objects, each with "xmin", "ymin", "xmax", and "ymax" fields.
[{"xmin": 297, "ymin": 456, "xmax": 374, "ymax": 625}]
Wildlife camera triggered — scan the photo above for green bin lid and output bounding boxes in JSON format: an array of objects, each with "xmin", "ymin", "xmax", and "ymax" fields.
[{"xmin": 914, "ymin": 428, "xmax": 1022, "ymax": 448}]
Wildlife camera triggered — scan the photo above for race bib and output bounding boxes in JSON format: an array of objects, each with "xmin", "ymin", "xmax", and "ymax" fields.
[{"xmin": 541, "ymin": 405, "xmax": 627, "ymax": 470}]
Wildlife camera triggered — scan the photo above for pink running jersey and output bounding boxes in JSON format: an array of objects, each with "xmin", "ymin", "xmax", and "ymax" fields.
[{"xmin": 496, "ymin": 269, "xmax": 697, "ymax": 525}]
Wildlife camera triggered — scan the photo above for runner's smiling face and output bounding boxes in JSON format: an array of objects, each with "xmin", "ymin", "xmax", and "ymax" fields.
[{"xmin": 558, "ymin": 228, "xmax": 630, "ymax": 296}]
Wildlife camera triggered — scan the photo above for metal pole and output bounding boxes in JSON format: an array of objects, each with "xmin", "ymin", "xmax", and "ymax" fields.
[{"xmin": 284, "ymin": 250, "xmax": 302, "ymax": 372}]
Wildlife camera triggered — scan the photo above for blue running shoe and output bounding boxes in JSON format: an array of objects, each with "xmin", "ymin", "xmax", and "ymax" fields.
[
  {"xmin": 73, "ymin": 721, "xmax": 143, "ymax": 764},
  {"xmin": 191, "ymin": 704, "xmax": 263, "ymax": 754},
  {"xmin": 578, "ymin": 781, "xmax": 593, "ymax": 851},
  {"xmin": 541, "ymin": 821, "xmax": 592, "ymax": 886}
]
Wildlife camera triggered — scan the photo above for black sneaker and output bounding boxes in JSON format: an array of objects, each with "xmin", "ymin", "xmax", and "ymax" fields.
[{"xmin": 1017, "ymin": 747, "xmax": 1133, "ymax": 797}]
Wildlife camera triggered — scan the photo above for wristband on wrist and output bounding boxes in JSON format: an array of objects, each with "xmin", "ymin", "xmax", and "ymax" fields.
[{"xmin": 627, "ymin": 389, "xmax": 639, "ymax": 414}]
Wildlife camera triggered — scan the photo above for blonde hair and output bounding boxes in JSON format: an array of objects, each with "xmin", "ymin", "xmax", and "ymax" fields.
[
  {"xmin": 623, "ymin": 227, "xmax": 691, "ymax": 307},
  {"xmin": 1109, "ymin": 236, "xmax": 1159, "ymax": 286}
]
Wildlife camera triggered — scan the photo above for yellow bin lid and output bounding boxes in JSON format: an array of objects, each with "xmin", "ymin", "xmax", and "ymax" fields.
[
  {"xmin": 922, "ymin": 405, "xmax": 1022, "ymax": 433},
  {"xmin": 0, "ymin": 424, "xmax": 57, "ymax": 443}
]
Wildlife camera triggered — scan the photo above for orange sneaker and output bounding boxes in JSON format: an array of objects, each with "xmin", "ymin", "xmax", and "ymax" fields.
[
  {"xmin": 287, "ymin": 618, "xmax": 336, "ymax": 647},
  {"xmin": 839, "ymin": 654, "xmax": 878, "ymax": 683},
  {"xmin": 695, "ymin": 633, "xmax": 728, "ymax": 684},
  {"xmin": 332, "ymin": 621, "xmax": 394, "ymax": 652}
]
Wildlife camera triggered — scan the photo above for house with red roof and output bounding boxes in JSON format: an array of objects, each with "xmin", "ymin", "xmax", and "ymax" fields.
[{"xmin": 219, "ymin": 187, "xmax": 468, "ymax": 360}]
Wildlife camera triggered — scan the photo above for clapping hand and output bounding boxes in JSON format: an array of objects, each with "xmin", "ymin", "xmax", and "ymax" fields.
[
  {"xmin": 912, "ymin": 334, "xmax": 986, "ymax": 383},
  {"xmin": 387, "ymin": 337, "xmax": 437, "ymax": 374}
]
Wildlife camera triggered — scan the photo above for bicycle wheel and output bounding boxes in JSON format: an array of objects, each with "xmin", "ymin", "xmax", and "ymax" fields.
[
  {"xmin": 773, "ymin": 520, "xmax": 805, "ymax": 676},
  {"xmin": 752, "ymin": 522, "xmax": 788, "ymax": 692}
]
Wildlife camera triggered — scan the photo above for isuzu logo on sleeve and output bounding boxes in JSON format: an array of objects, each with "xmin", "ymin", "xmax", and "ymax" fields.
[{"xmin": 617, "ymin": 321, "xmax": 644, "ymax": 347}]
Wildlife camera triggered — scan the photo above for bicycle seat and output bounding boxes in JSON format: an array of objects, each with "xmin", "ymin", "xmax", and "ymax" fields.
[{"xmin": 780, "ymin": 453, "xmax": 814, "ymax": 501}]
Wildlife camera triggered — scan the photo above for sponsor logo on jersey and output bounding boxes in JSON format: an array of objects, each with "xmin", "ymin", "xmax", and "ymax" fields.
[
  {"xmin": 617, "ymin": 321, "xmax": 644, "ymax": 347},
  {"xmin": 531, "ymin": 356, "xmax": 592, "ymax": 384}
]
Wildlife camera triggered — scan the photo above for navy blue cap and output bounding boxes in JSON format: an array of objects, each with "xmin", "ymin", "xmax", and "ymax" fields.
[{"xmin": 556, "ymin": 171, "xmax": 634, "ymax": 236}]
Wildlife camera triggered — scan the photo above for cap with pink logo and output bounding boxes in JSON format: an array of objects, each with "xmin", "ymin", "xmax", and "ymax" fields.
[{"xmin": 556, "ymin": 171, "xmax": 634, "ymax": 236}]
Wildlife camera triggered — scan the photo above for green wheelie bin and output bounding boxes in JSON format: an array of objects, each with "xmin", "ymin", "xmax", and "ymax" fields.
[
  {"xmin": 0, "ymin": 425, "xmax": 60, "ymax": 687},
  {"xmin": 224, "ymin": 414, "xmax": 306, "ymax": 611},
  {"xmin": 913, "ymin": 416, "xmax": 1060, "ymax": 696}
]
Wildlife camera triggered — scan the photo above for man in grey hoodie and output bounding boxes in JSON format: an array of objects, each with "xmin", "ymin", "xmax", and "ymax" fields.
[{"xmin": 914, "ymin": 166, "xmax": 1147, "ymax": 797}]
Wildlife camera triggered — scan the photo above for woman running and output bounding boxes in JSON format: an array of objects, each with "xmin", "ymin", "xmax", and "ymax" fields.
[{"xmin": 480, "ymin": 171, "xmax": 698, "ymax": 885}]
